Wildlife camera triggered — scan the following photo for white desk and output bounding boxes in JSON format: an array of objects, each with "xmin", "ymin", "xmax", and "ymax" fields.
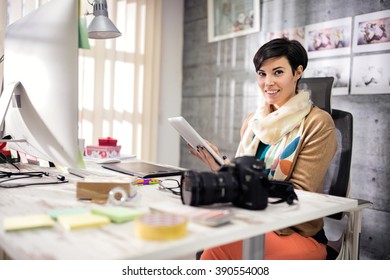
[{"xmin": 0, "ymin": 164, "xmax": 359, "ymax": 260}]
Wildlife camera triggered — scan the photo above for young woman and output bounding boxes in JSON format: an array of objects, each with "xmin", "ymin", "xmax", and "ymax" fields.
[{"xmin": 189, "ymin": 38, "xmax": 337, "ymax": 260}]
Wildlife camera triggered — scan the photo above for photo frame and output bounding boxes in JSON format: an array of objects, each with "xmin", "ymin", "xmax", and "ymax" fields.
[
  {"xmin": 352, "ymin": 10, "xmax": 390, "ymax": 53},
  {"xmin": 304, "ymin": 57, "xmax": 351, "ymax": 95},
  {"xmin": 267, "ymin": 26, "xmax": 305, "ymax": 46},
  {"xmin": 207, "ymin": 0, "xmax": 260, "ymax": 43},
  {"xmin": 350, "ymin": 53, "xmax": 390, "ymax": 94},
  {"xmin": 305, "ymin": 17, "xmax": 352, "ymax": 59}
]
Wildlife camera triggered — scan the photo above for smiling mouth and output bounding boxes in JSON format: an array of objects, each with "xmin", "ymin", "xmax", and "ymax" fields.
[{"xmin": 266, "ymin": 89, "xmax": 280, "ymax": 95}]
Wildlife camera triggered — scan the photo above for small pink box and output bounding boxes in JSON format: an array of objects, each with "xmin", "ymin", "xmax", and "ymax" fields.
[{"xmin": 85, "ymin": 145, "xmax": 121, "ymax": 159}]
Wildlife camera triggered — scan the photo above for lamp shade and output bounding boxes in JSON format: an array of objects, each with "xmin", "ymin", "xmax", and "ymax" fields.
[{"xmin": 87, "ymin": 0, "xmax": 121, "ymax": 39}]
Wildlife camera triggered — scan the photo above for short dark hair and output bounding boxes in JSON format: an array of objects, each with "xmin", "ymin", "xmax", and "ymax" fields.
[{"xmin": 253, "ymin": 38, "xmax": 308, "ymax": 74}]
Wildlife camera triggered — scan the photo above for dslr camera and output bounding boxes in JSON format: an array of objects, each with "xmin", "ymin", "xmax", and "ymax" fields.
[{"xmin": 180, "ymin": 156, "xmax": 298, "ymax": 210}]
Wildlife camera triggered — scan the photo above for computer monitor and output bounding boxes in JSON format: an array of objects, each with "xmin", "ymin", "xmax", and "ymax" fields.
[
  {"xmin": 1, "ymin": 0, "xmax": 82, "ymax": 168},
  {"xmin": 298, "ymin": 77, "xmax": 334, "ymax": 114}
]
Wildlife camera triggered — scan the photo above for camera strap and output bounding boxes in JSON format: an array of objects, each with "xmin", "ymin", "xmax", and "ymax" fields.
[{"xmin": 267, "ymin": 181, "xmax": 298, "ymax": 205}]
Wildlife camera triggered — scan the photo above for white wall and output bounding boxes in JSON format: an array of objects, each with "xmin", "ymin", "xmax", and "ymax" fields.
[
  {"xmin": 0, "ymin": 0, "xmax": 6, "ymax": 92},
  {"xmin": 156, "ymin": 0, "xmax": 183, "ymax": 166}
]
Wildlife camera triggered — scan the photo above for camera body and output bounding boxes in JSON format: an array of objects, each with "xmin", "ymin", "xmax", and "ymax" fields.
[{"xmin": 180, "ymin": 156, "xmax": 297, "ymax": 210}]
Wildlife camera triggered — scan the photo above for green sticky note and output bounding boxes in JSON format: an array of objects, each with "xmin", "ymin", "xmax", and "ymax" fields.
[
  {"xmin": 92, "ymin": 206, "xmax": 145, "ymax": 223},
  {"xmin": 48, "ymin": 208, "xmax": 90, "ymax": 220},
  {"xmin": 4, "ymin": 214, "xmax": 54, "ymax": 232}
]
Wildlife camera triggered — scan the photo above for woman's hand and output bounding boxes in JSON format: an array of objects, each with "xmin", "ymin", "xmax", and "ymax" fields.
[{"xmin": 187, "ymin": 141, "xmax": 227, "ymax": 172}]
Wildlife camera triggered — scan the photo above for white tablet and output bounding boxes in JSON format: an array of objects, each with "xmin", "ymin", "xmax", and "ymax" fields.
[{"xmin": 168, "ymin": 116, "xmax": 225, "ymax": 166}]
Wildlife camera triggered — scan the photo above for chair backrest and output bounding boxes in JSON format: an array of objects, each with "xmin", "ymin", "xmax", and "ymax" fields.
[
  {"xmin": 323, "ymin": 109, "xmax": 353, "ymax": 220},
  {"xmin": 298, "ymin": 77, "xmax": 352, "ymax": 218},
  {"xmin": 299, "ymin": 77, "xmax": 334, "ymax": 114}
]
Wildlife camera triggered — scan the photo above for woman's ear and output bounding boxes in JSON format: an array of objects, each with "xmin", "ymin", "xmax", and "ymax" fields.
[{"xmin": 295, "ymin": 65, "xmax": 303, "ymax": 78}]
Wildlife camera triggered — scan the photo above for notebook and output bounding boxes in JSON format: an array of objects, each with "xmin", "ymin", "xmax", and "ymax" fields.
[{"xmin": 101, "ymin": 161, "xmax": 186, "ymax": 178}]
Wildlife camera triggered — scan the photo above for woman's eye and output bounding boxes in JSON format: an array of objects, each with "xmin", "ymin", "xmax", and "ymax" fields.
[
  {"xmin": 275, "ymin": 70, "xmax": 284, "ymax": 75},
  {"xmin": 257, "ymin": 71, "xmax": 266, "ymax": 77}
]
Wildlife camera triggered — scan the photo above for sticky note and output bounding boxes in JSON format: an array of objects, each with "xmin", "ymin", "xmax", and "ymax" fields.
[
  {"xmin": 92, "ymin": 206, "xmax": 145, "ymax": 223},
  {"xmin": 57, "ymin": 213, "xmax": 110, "ymax": 231},
  {"xmin": 47, "ymin": 208, "xmax": 90, "ymax": 220},
  {"xmin": 3, "ymin": 214, "xmax": 54, "ymax": 232}
]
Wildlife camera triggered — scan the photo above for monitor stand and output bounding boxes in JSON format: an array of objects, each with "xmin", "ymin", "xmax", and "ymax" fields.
[{"xmin": 0, "ymin": 81, "xmax": 26, "ymax": 143}]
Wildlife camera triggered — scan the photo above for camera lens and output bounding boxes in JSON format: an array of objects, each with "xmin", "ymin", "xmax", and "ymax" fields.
[
  {"xmin": 181, "ymin": 170, "xmax": 200, "ymax": 206},
  {"xmin": 180, "ymin": 169, "xmax": 239, "ymax": 207}
]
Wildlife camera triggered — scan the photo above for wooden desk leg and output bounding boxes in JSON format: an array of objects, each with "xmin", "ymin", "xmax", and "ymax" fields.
[
  {"xmin": 352, "ymin": 209, "xmax": 362, "ymax": 260},
  {"xmin": 242, "ymin": 234, "xmax": 265, "ymax": 259}
]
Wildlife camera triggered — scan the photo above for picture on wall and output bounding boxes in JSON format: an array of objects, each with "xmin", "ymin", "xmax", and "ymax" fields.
[
  {"xmin": 352, "ymin": 9, "xmax": 390, "ymax": 53},
  {"xmin": 267, "ymin": 27, "xmax": 305, "ymax": 46},
  {"xmin": 207, "ymin": 0, "xmax": 260, "ymax": 43},
  {"xmin": 351, "ymin": 53, "xmax": 390, "ymax": 94},
  {"xmin": 305, "ymin": 17, "xmax": 352, "ymax": 59},
  {"xmin": 304, "ymin": 57, "xmax": 351, "ymax": 95}
]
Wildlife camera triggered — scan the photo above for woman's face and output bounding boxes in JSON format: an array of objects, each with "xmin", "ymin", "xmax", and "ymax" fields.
[{"xmin": 256, "ymin": 56, "xmax": 303, "ymax": 109}]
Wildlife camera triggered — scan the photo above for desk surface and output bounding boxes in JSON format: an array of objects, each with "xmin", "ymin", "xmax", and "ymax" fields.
[{"xmin": 0, "ymin": 164, "xmax": 358, "ymax": 260}]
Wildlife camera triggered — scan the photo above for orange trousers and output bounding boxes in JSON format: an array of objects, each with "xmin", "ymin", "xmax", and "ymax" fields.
[{"xmin": 200, "ymin": 231, "xmax": 327, "ymax": 260}]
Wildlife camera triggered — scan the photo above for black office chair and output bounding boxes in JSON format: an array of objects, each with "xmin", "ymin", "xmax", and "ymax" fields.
[
  {"xmin": 322, "ymin": 109, "xmax": 353, "ymax": 259},
  {"xmin": 323, "ymin": 109, "xmax": 353, "ymax": 219},
  {"xmin": 299, "ymin": 77, "xmax": 371, "ymax": 259},
  {"xmin": 323, "ymin": 109, "xmax": 372, "ymax": 259},
  {"xmin": 299, "ymin": 77, "xmax": 334, "ymax": 114}
]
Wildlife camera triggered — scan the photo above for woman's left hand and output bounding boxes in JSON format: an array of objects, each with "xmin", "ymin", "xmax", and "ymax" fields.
[{"xmin": 187, "ymin": 141, "xmax": 225, "ymax": 172}]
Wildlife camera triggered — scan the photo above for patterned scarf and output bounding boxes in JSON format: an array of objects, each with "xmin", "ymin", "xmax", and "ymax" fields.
[{"xmin": 236, "ymin": 90, "xmax": 312, "ymax": 180}]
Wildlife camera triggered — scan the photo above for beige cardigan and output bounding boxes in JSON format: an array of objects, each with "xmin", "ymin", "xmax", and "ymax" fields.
[{"xmin": 240, "ymin": 106, "xmax": 337, "ymax": 237}]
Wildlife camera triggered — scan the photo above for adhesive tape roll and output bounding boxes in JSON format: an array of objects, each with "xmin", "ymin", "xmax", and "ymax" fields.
[
  {"xmin": 135, "ymin": 213, "xmax": 187, "ymax": 241},
  {"xmin": 108, "ymin": 187, "xmax": 128, "ymax": 205}
]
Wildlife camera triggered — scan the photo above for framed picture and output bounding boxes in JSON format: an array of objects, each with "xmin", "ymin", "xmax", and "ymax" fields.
[
  {"xmin": 305, "ymin": 17, "xmax": 352, "ymax": 59},
  {"xmin": 350, "ymin": 53, "xmax": 390, "ymax": 94},
  {"xmin": 304, "ymin": 57, "xmax": 351, "ymax": 95},
  {"xmin": 207, "ymin": 0, "xmax": 260, "ymax": 43},
  {"xmin": 352, "ymin": 10, "xmax": 390, "ymax": 53},
  {"xmin": 267, "ymin": 26, "xmax": 305, "ymax": 46}
]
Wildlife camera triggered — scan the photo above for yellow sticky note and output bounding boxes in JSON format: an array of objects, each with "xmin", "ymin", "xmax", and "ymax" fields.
[
  {"xmin": 3, "ymin": 214, "xmax": 54, "ymax": 232},
  {"xmin": 57, "ymin": 213, "xmax": 110, "ymax": 231}
]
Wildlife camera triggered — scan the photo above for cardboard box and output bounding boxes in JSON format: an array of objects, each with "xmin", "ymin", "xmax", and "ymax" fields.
[{"xmin": 76, "ymin": 181, "xmax": 130, "ymax": 203}]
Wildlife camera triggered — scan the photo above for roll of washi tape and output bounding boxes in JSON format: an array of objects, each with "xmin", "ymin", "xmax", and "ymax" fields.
[
  {"xmin": 135, "ymin": 213, "xmax": 187, "ymax": 241},
  {"xmin": 108, "ymin": 187, "xmax": 128, "ymax": 205}
]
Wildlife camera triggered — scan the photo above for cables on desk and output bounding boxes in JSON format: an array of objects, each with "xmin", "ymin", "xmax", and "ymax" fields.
[{"xmin": 0, "ymin": 153, "xmax": 69, "ymax": 188}]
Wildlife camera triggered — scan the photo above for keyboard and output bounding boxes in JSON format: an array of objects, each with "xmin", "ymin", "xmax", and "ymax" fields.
[
  {"xmin": 67, "ymin": 167, "xmax": 118, "ymax": 178},
  {"xmin": 0, "ymin": 162, "xmax": 53, "ymax": 173}
]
